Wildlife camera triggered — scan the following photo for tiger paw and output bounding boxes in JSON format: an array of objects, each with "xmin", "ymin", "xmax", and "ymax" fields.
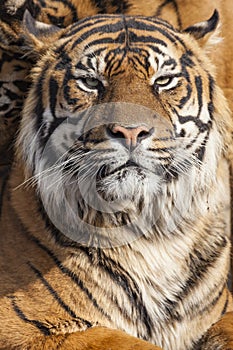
[
  {"xmin": 77, "ymin": 327, "xmax": 162, "ymax": 350},
  {"xmin": 39, "ymin": 327, "xmax": 162, "ymax": 350}
]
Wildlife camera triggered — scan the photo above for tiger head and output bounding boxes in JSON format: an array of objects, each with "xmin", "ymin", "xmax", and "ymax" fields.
[{"xmin": 17, "ymin": 10, "xmax": 232, "ymax": 247}]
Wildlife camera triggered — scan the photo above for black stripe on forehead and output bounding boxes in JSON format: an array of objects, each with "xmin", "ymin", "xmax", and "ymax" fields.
[
  {"xmin": 63, "ymin": 16, "xmax": 119, "ymax": 38},
  {"xmin": 81, "ymin": 34, "xmax": 168, "ymax": 53},
  {"xmin": 70, "ymin": 20, "xmax": 126, "ymax": 50},
  {"xmin": 126, "ymin": 17, "xmax": 186, "ymax": 47},
  {"xmin": 61, "ymin": 14, "xmax": 185, "ymax": 54}
]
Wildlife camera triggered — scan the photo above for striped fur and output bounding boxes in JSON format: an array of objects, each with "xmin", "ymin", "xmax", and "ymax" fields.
[
  {"xmin": 0, "ymin": 0, "xmax": 182, "ymax": 163},
  {"xmin": 1, "ymin": 7, "xmax": 233, "ymax": 350}
]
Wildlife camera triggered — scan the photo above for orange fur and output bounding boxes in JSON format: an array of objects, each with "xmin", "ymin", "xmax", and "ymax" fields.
[{"xmin": 0, "ymin": 1, "xmax": 233, "ymax": 349}]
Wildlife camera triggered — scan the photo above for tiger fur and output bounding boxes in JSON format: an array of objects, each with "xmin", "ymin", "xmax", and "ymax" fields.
[
  {"xmin": 0, "ymin": 0, "xmax": 182, "ymax": 161},
  {"xmin": 0, "ymin": 1, "xmax": 232, "ymax": 266},
  {"xmin": 1, "ymin": 0, "xmax": 233, "ymax": 157},
  {"xmin": 0, "ymin": 5, "xmax": 233, "ymax": 350}
]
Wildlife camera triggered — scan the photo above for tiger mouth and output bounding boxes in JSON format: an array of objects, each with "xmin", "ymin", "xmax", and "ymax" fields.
[{"xmin": 96, "ymin": 160, "xmax": 141, "ymax": 181}]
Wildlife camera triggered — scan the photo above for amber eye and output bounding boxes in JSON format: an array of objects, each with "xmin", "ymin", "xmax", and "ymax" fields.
[
  {"xmin": 82, "ymin": 77, "xmax": 100, "ymax": 89},
  {"xmin": 154, "ymin": 76, "xmax": 173, "ymax": 87}
]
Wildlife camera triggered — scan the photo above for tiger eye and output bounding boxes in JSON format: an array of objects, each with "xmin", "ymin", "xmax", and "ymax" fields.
[
  {"xmin": 154, "ymin": 76, "xmax": 172, "ymax": 87},
  {"xmin": 84, "ymin": 77, "xmax": 100, "ymax": 88}
]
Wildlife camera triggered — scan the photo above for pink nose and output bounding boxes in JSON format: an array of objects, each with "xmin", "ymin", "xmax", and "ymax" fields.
[{"xmin": 110, "ymin": 125, "xmax": 152, "ymax": 149}]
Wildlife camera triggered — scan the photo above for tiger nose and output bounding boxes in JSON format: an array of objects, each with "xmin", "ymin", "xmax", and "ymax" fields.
[{"xmin": 108, "ymin": 125, "xmax": 153, "ymax": 149}]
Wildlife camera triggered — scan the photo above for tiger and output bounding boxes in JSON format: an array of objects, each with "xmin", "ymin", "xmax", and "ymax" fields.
[{"xmin": 0, "ymin": 3, "xmax": 233, "ymax": 349}]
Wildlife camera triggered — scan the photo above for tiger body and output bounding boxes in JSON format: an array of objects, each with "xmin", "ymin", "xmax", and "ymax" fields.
[
  {"xmin": 1, "ymin": 162, "xmax": 232, "ymax": 350},
  {"xmin": 0, "ymin": 7, "xmax": 233, "ymax": 350}
]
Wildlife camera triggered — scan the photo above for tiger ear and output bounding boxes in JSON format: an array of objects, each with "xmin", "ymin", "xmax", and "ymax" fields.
[
  {"xmin": 23, "ymin": 9, "xmax": 60, "ymax": 37},
  {"xmin": 183, "ymin": 10, "xmax": 221, "ymax": 49},
  {"xmin": 21, "ymin": 10, "xmax": 62, "ymax": 59}
]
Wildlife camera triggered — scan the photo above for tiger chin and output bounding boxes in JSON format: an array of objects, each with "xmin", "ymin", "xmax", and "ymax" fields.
[{"xmin": 1, "ymin": 7, "xmax": 233, "ymax": 350}]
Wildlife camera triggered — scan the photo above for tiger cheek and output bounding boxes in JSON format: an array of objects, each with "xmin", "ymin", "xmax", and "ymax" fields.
[{"xmin": 62, "ymin": 77, "xmax": 94, "ymax": 110}]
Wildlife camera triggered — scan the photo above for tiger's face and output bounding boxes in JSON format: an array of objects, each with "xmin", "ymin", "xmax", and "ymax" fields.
[{"xmin": 19, "ymin": 12, "xmax": 229, "ymax": 246}]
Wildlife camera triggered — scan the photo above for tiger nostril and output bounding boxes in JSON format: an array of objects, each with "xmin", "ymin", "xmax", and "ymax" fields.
[
  {"xmin": 138, "ymin": 127, "xmax": 154, "ymax": 140},
  {"xmin": 107, "ymin": 129, "xmax": 124, "ymax": 140},
  {"xmin": 107, "ymin": 125, "xmax": 153, "ymax": 149}
]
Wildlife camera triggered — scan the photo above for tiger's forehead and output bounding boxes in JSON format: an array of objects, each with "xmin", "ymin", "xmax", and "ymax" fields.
[
  {"xmin": 60, "ymin": 14, "xmax": 184, "ymax": 78},
  {"xmin": 63, "ymin": 14, "xmax": 182, "ymax": 47}
]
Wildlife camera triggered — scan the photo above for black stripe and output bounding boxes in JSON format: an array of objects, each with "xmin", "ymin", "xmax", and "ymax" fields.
[
  {"xmin": 207, "ymin": 284, "xmax": 227, "ymax": 314},
  {"xmin": 221, "ymin": 289, "xmax": 229, "ymax": 316},
  {"xmin": 184, "ymin": 237, "xmax": 228, "ymax": 295},
  {"xmin": 87, "ymin": 56, "xmax": 96, "ymax": 71},
  {"xmin": 82, "ymin": 36, "xmax": 123, "ymax": 49},
  {"xmin": 1, "ymin": 108, "xmax": 21, "ymax": 120},
  {"xmin": 178, "ymin": 83, "xmax": 192, "ymax": 108},
  {"xmin": 190, "ymin": 239, "xmax": 227, "ymax": 289},
  {"xmin": 105, "ymin": 49, "xmax": 127, "ymax": 76},
  {"xmin": 129, "ymin": 20, "xmax": 178, "ymax": 45},
  {"xmin": 45, "ymin": 116, "xmax": 67, "ymax": 144},
  {"xmin": 128, "ymin": 55, "xmax": 149, "ymax": 77},
  {"xmin": 34, "ymin": 63, "xmax": 48, "ymax": 133},
  {"xmin": 75, "ymin": 62, "xmax": 90, "ymax": 71},
  {"xmin": 49, "ymin": 76, "xmax": 59, "ymax": 118},
  {"xmin": 173, "ymin": 105, "xmax": 212, "ymax": 134},
  {"xmin": 194, "ymin": 129, "xmax": 210, "ymax": 162},
  {"xmin": 191, "ymin": 283, "xmax": 226, "ymax": 321},
  {"xmin": 34, "ymin": 181, "xmax": 151, "ymax": 342},
  {"xmin": 28, "ymin": 235, "xmax": 112, "ymax": 322},
  {"xmin": 7, "ymin": 199, "xmax": 112, "ymax": 323},
  {"xmin": 78, "ymin": 246, "xmax": 154, "ymax": 338},
  {"xmin": 62, "ymin": 17, "xmax": 111, "ymax": 39},
  {"xmin": 62, "ymin": 68, "xmax": 79, "ymax": 106},
  {"xmin": 132, "ymin": 18, "xmax": 186, "ymax": 47},
  {"xmin": 159, "ymin": 235, "xmax": 228, "ymax": 322},
  {"xmin": 148, "ymin": 45, "xmax": 166, "ymax": 56},
  {"xmin": 69, "ymin": 16, "xmax": 182, "ymax": 51},
  {"xmin": 71, "ymin": 21, "xmax": 125, "ymax": 50},
  {"xmin": 55, "ymin": 52, "xmax": 72, "ymax": 71},
  {"xmin": 195, "ymin": 75, "xmax": 203, "ymax": 117},
  {"xmin": 180, "ymin": 50, "xmax": 195, "ymax": 67},
  {"xmin": 47, "ymin": 14, "xmax": 66, "ymax": 27},
  {"xmin": 128, "ymin": 32, "xmax": 168, "ymax": 47},
  {"xmin": 207, "ymin": 74, "xmax": 215, "ymax": 118},
  {"xmin": 161, "ymin": 58, "xmax": 177, "ymax": 69},
  {"xmin": 28, "ymin": 261, "xmax": 92, "ymax": 327},
  {"xmin": 8, "ymin": 296, "xmax": 51, "ymax": 336},
  {"xmin": 128, "ymin": 49, "xmax": 151, "ymax": 74}
]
